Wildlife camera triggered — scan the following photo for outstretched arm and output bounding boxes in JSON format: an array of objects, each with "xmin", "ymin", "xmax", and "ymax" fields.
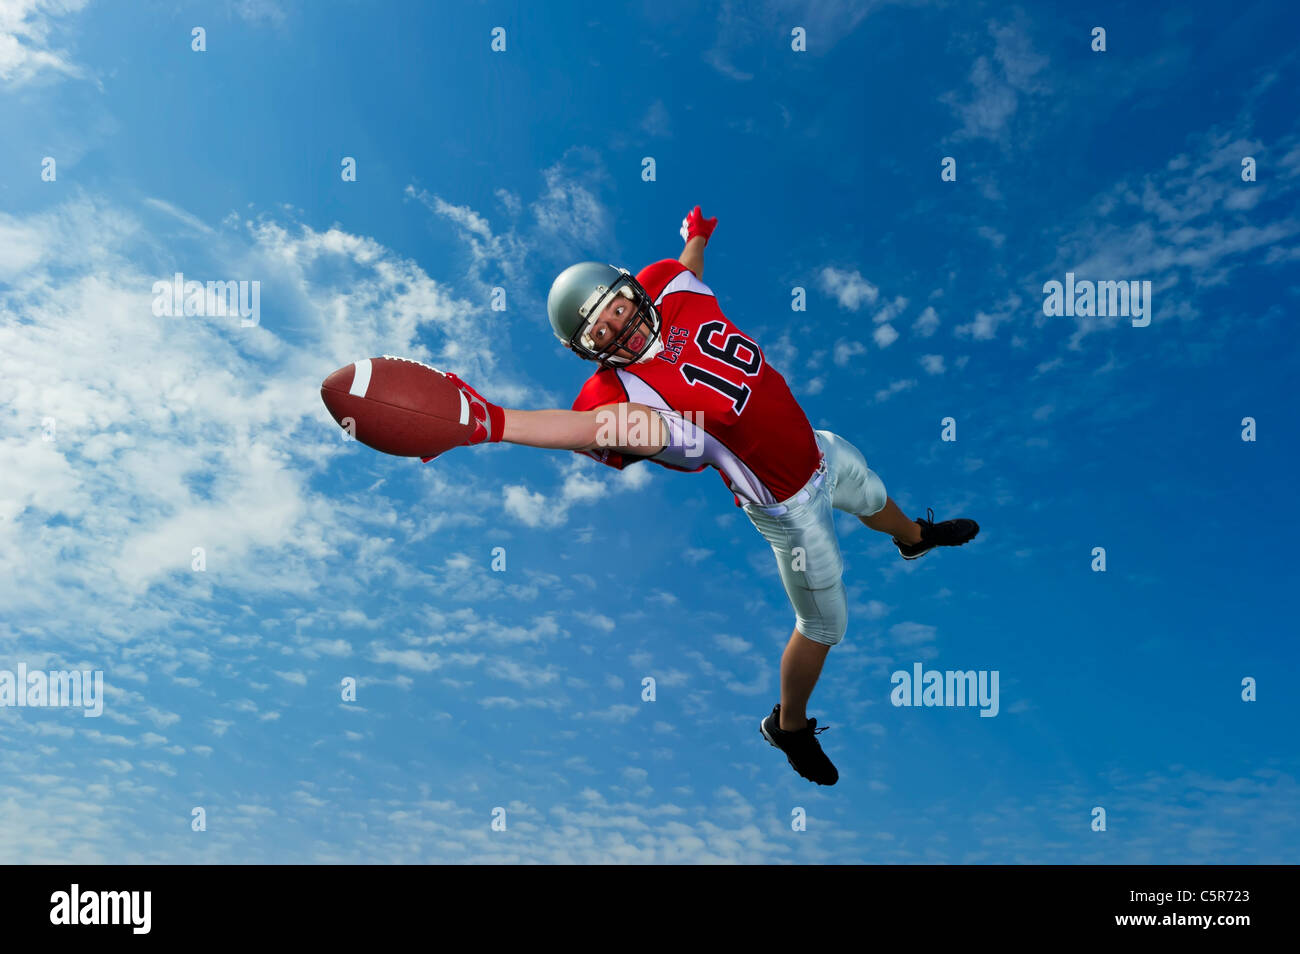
[
  {"xmin": 502, "ymin": 404, "xmax": 666, "ymax": 455},
  {"xmin": 429, "ymin": 375, "xmax": 665, "ymax": 462}
]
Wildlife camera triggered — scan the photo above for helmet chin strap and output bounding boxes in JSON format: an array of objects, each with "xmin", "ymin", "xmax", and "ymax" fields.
[
  {"xmin": 633, "ymin": 333, "xmax": 664, "ymax": 364},
  {"xmin": 624, "ymin": 288, "xmax": 663, "ymax": 364}
]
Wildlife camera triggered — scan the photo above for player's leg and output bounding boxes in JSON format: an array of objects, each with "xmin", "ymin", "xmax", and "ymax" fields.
[
  {"xmin": 746, "ymin": 470, "xmax": 846, "ymax": 785},
  {"xmin": 779, "ymin": 626, "xmax": 830, "ymax": 731},
  {"xmin": 817, "ymin": 429, "xmax": 979, "ymax": 558},
  {"xmin": 814, "ymin": 430, "xmax": 921, "ymax": 542},
  {"xmin": 860, "ymin": 496, "xmax": 922, "ymax": 544},
  {"xmin": 744, "ymin": 489, "xmax": 847, "ymax": 718}
]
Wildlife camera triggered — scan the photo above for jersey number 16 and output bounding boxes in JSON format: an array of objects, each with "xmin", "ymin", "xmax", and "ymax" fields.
[{"xmin": 680, "ymin": 321, "xmax": 763, "ymax": 414}]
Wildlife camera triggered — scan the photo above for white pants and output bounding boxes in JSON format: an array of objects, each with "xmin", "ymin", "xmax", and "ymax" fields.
[{"xmin": 742, "ymin": 430, "xmax": 888, "ymax": 646}]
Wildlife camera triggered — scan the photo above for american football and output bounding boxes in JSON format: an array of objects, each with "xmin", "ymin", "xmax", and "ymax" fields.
[{"xmin": 320, "ymin": 355, "xmax": 471, "ymax": 459}]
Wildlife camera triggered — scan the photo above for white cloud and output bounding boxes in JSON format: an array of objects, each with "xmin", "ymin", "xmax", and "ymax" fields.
[
  {"xmin": 872, "ymin": 324, "xmax": 899, "ymax": 348},
  {"xmin": 562, "ymin": 466, "xmax": 605, "ymax": 504},
  {"xmin": 485, "ymin": 657, "xmax": 560, "ymax": 689},
  {"xmin": 912, "ymin": 306, "xmax": 939, "ymax": 337},
  {"xmin": 143, "ymin": 198, "xmax": 215, "ymax": 235},
  {"xmin": 420, "ymin": 194, "xmax": 492, "ymax": 240},
  {"xmin": 529, "ymin": 148, "xmax": 612, "ymax": 256},
  {"xmin": 861, "ymin": 599, "xmax": 890, "ymax": 619},
  {"xmin": 942, "ymin": 21, "xmax": 1049, "ymax": 142},
  {"xmin": 818, "ymin": 266, "xmax": 879, "ymax": 311},
  {"xmin": 873, "ymin": 379, "xmax": 917, "ymax": 403},
  {"xmin": 617, "ymin": 460, "xmax": 653, "ymax": 490},
  {"xmin": 585, "ymin": 704, "xmax": 639, "ymax": 723},
  {"xmin": 371, "ymin": 648, "xmax": 443, "ymax": 672},
  {"xmin": 640, "ymin": 99, "xmax": 671, "ymax": 137},
  {"xmin": 889, "ymin": 621, "xmax": 937, "ymax": 647},
  {"xmin": 714, "ymin": 633, "xmax": 752, "ymax": 654},
  {"xmin": 1044, "ymin": 124, "xmax": 1300, "ymax": 348},
  {"xmin": 704, "ymin": 48, "xmax": 753, "ymax": 82},
  {"xmin": 919, "ymin": 354, "xmax": 945, "ymax": 374},
  {"xmin": 0, "ymin": 217, "xmax": 47, "ymax": 275},
  {"xmin": 233, "ymin": 0, "xmax": 287, "ymax": 25},
  {"xmin": 0, "ymin": 195, "xmax": 543, "ymax": 808},
  {"xmin": 955, "ymin": 292, "xmax": 1022, "ymax": 341},
  {"xmin": 576, "ymin": 611, "xmax": 616, "ymax": 633},
  {"xmin": 404, "ymin": 185, "xmax": 531, "ymax": 314},
  {"xmin": 494, "ymin": 188, "xmax": 521, "ymax": 216},
  {"xmin": 0, "ymin": 0, "xmax": 91, "ymax": 87},
  {"xmin": 503, "ymin": 453, "xmax": 653, "ymax": 528},
  {"xmin": 833, "ymin": 340, "xmax": 866, "ymax": 366},
  {"xmin": 704, "ymin": 0, "xmax": 882, "ymax": 81},
  {"xmin": 503, "ymin": 483, "xmax": 556, "ymax": 528},
  {"xmin": 763, "ymin": 330, "xmax": 798, "ymax": 370},
  {"xmin": 872, "ymin": 295, "xmax": 908, "ymax": 324}
]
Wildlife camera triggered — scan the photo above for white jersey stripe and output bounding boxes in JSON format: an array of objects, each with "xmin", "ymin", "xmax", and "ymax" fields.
[
  {"xmin": 616, "ymin": 370, "xmax": 779, "ymax": 506},
  {"xmin": 654, "ymin": 269, "xmax": 715, "ymax": 306}
]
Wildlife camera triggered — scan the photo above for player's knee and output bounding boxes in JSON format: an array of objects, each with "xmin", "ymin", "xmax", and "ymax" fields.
[
  {"xmin": 797, "ymin": 612, "xmax": 846, "ymax": 647},
  {"xmin": 861, "ymin": 467, "xmax": 887, "ymax": 516}
]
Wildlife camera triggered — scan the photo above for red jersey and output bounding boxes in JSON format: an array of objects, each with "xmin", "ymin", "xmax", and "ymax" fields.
[{"xmin": 570, "ymin": 259, "xmax": 822, "ymax": 507}]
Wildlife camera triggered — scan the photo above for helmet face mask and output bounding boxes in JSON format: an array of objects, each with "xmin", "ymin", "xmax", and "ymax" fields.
[
  {"xmin": 579, "ymin": 286, "xmax": 662, "ymax": 367},
  {"xmin": 548, "ymin": 263, "xmax": 663, "ymax": 368}
]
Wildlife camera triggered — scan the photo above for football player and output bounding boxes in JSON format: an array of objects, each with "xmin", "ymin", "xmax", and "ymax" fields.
[{"xmin": 438, "ymin": 206, "xmax": 979, "ymax": 785}]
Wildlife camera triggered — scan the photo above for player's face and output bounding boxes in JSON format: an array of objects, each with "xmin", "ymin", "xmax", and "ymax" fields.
[{"xmin": 589, "ymin": 293, "xmax": 651, "ymax": 362}]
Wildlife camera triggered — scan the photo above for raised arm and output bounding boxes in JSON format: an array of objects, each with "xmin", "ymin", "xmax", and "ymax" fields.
[
  {"xmin": 679, "ymin": 236, "xmax": 706, "ymax": 280},
  {"xmin": 678, "ymin": 205, "xmax": 717, "ymax": 280}
]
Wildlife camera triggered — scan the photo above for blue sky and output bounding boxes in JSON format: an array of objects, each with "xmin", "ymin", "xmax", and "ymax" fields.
[{"xmin": 1, "ymin": 0, "xmax": 1298, "ymax": 863}]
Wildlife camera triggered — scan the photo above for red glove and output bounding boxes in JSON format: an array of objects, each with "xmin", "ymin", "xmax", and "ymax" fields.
[
  {"xmin": 421, "ymin": 372, "xmax": 505, "ymax": 461},
  {"xmin": 680, "ymin": 205, "xmax": 718, "ymax": 243}
]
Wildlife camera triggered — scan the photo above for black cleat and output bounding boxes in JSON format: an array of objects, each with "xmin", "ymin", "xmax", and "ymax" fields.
[
  {"xmin": 760, "ymin": 703, "xmax": 839, "ymax": 785},
  {"xmin": 893, "ymin": 507, "xmax": 979, "ymax": 561}
]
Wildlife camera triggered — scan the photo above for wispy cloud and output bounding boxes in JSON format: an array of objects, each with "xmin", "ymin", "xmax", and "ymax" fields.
[
  {"xmin": 954, "ymin": 291, "xmax": 1022, "ymax": 341},
  {"xmin": 703, "ymin": 0, "xmax": 893, "ymax": 80},
  {"xmin": 528, "ymin": 148, "xmax": 613, "ymax": 260},
  {"xmin": 143, "ymin": 198, "xmax": 216, "ymax": 235},
  {"xmin": 232, "ymin": 0, "xmax": 287, "ymax": 25},
  {"xmin": 0, "ymin": 0, "xmax": 91, "ymax": 87},
  {"xmin": 640, "ymin": 100, "xmax": 672, "ymax": 137},
  {"xmin": 942, "ymin": 20, "xmax": 1049, "ymax": 143}
]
